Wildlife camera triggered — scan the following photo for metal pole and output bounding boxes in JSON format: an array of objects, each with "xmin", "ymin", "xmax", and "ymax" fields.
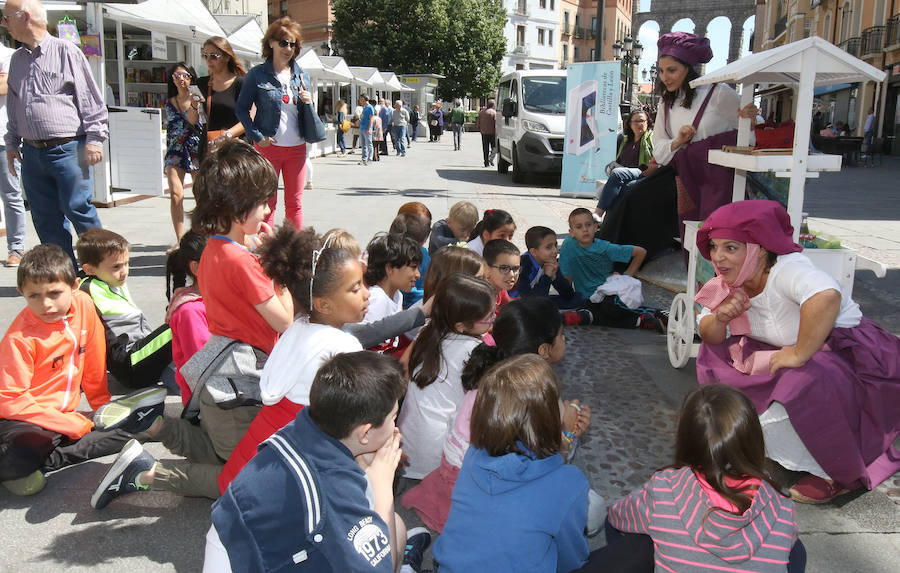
[{"xmin": 595, "ymin": 0, "xmax": 604, "ymax": 60}]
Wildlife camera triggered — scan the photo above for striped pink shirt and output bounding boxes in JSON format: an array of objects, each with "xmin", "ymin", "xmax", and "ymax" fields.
[{"xmin": 608, "ymin": 467, "xmax": 798, "ymax": 572}]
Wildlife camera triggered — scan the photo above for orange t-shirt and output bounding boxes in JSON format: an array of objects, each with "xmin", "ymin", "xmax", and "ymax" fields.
[{"xmin": 198, "ymin": 237, "xmax": 278, "ymax": 354}]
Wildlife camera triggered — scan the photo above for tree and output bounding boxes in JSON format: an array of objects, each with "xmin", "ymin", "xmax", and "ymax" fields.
[{"xmin": 331, "ymin": 0, "xmax": 506, "ymax": 98}]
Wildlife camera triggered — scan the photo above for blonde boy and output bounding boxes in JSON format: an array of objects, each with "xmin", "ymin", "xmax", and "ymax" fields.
[{"xmin": 429, "ymin": 201, "xmax": 478, "ymax": 254}]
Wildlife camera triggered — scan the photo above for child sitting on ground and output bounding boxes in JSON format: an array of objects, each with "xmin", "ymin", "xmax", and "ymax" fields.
[
  {"xmin": 516, "ymin": 225, "xmax": 585, "ymax": 310},
  {"xmin": 164, "ymin": 230, "xmax": 210, "ymax": 406},
  {"xmin": 90, "ymin": 140, "xmax": 294, "ymax": 509},
  {"xmin": 76, "ymin": 229, "xmax": 174, "ymax": 389},
  {"xmin": 205, "ymin": 351, "xmax": 432, "ymax": 573},
  {"xmin": 597, "ymin": 384, "xmax": 805, "ymax": 572},
  {"xmin": 402, "ymin": 297, "xmax": 595, "ymax": 534},
  {"xmin": 398, "ymin": 273, "xmax": 496, "ymax": 479},
  {"xmin": 560, "ymin": 207, "xmax": 666, "ymax": 331},
  {"xmin": 390, "ymin": 211, "xmax": 431, "ymax": 309},
  {"xmin": 218, "ymin": 226, "xmax": 368, "ymax": 491},
  {"xmin": 432, "ymin": 354, "xmax": 592, "ymax": 572},
  {"xmin": 466, "ymin": 209, "xmax": 516, "ymax": 256},
  {"xmin": 0, "ymin": 245, "xmax": 164, "ymax": 496},
  {"xmin": 429, "ymin": 201, "xmax": 478, "ymax": 254},
  {"xmin": 361, "ymin": 233, "xmax": 423, "ymax": 352}
]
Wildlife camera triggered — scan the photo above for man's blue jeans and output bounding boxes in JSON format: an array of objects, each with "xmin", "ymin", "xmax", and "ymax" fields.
[
  {"xmin": 21, "ymin": 139, "xmax": 102, "ymax": 263},
  {"xmin": 359, "ymin": 131, "xmax": 373, "ymax": 163},
  {"xmin": 392, "ymin": 125, "xmax": 407, "ymax": 156},
  {"xmin": 596, "ymin": 167, "xmax": 642, "ymax": 211},
  {"xmin": 452, "ymin": 124, "xmax": 463, "ymax": 149},
  {"xmin": 0, "ymin": 144, "xmax": 26, "ymax": 255}
]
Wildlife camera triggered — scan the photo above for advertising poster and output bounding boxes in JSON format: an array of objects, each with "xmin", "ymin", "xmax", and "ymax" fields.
[{"xmin": 560, "ymin": 61, "xmax": 620, "ymax": 197}]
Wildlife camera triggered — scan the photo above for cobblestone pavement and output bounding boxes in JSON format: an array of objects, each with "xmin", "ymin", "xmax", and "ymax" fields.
[{"xmin": 0, "ymin": 132, "xmax": 898, "ymax": 571}]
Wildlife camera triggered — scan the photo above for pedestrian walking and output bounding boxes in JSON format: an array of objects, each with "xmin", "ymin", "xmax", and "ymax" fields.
[
  {"xmin": 476, "ymin": 99, "xmax": 497, "ymax": 167},
  {"xmin": 3, "ymin": 0, "xmax": 108, "ymax": 266},
  {"xmin": 235, "ymin": 17, "xmax": 314, "ymax": 229},
  {"xmin": 164, "ymin": 63, "xmax": 204, "ymax": 246},
  {"xmin": 410, "ymin": 104, "xmax": 421, "ymax": 143},
  {"xmin": 334, "ymin": 99, "xmax": 348, "ymax": 156},
  {"xmin": 429, "ymin": 101, "xmax": 443, "ymax": 142},
  {"xmin": 195, "ymin": 37, "xmax": 247, "ymax": 160},
  {"xmin": 390, "ymin": 100, "xmax": 409, "ymax": 157},
  {"xmin": 0, "ymin": 39, "xmax": 25, "ymax": 267},
  {"xmin": 378, "ymin": 98, "xmax": 392, "ymax": 156},
  {"xmin": 451, "ymin": 99, "xmax": 465, "ymax": 151}
]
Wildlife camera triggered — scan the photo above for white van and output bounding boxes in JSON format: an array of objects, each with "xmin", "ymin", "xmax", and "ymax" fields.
[{"xmin": 495, "ymin": 70, "xmax": 567, "ymax": 183}]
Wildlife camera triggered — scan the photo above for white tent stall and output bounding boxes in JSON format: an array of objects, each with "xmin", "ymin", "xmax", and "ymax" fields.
[
  {"xmin": 666, "ymin": 37, "xmax": 888, "ymax": 368},
  {"xmin": 214, "ymin": 14, "xmax": 264, "ymax": 65}
]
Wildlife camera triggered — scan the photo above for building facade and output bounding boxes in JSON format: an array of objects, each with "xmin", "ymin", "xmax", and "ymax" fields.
[
  {"xmin": 559, "ymin": 0, "xmax": 634, "ymax": 68},
  {"xmin": 756, "ymin": 0, "xmax": 899, "ymax": 150},
  {"xmin": 267, "ymin": 0, "xmax": 333, "ymax": 51}
]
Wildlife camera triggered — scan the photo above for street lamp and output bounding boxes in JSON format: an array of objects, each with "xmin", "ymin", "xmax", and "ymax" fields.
[
  {"xmin": 613, "ymin": 35, "xmax": 642, "ymax": 115},
  {"xmin": 642, "ymin": 63, "xmax": 658, "ymax": 110}
]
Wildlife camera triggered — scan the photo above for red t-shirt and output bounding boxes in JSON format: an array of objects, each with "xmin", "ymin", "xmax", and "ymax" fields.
[{"xmin": 198, "ymin": 237, "xmax": 278, "ymax": 354}]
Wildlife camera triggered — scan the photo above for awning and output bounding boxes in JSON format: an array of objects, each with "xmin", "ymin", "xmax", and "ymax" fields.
[
  {"xmin": 320, "ymin": 56, "xmax": 359, "ymax": 84},
  {"xmin": 349, "ymin": 66, "xmax": 386, "ymax": 89},
  {"xmin": 299, "ymin": 48, "xmax": 354, "ymax": 82},
  {"xmin": 217, "ymin": 15, "xmax": 264, "ymax": 61},
  {"xmin": 104, "ymin": 0, "xmax": 225, "ymax": 44},
  {"xmin": 813, "ymin": 83, "xmax": 854, "ymax": 96},
  {"xmin": 379, "ymin": 72, "xmax": 405, "ymax": 92}
]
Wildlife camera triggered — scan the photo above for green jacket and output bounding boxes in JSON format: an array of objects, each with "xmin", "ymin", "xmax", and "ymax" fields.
[
  {"xmin": 451, "ymin": 107, "xmax": 466, "ymax": 125},
  {"xmin": 617, "ymin": 129, "xmax": 654, "ymax": 168}
]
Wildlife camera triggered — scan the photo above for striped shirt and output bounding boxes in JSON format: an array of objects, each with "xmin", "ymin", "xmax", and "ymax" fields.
[
  {"xmin": 5, "ymin": 33, "xmax": 108, "ymax": 148},
  {"xmin": 609, "ymin": 467, "xmax": 799, "ymax": 572}
]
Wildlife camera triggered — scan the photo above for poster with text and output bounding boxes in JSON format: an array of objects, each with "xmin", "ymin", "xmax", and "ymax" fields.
[{"xmin": 560, "ymin": 61, "xmax": 620, "ymax": 197}]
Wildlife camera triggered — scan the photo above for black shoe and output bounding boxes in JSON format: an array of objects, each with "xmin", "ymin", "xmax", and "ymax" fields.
[
  {"xmin": 93, "ymin": 387, "xmax": 166, "ymax": 433},
  {"xmin": 638, "ymin": 310, "xmax": 668, "ymax": 334},
  {"xmin": 91, "ymin": 439, "xmax": 155, "ymax": 509},
  {"xmin": 402, "ymin": 527, "xmax": 432, "ymax": 572}
]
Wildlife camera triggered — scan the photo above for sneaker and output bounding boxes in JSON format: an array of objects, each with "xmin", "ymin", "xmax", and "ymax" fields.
[
  {"xmin": 5, "ymin": 251, "xmax": 23, "ymax": 267},
  {"xmin": 91, "ymin": 439, "xmax": 155, "ymax": 509},
  {"xmin": 638, "ymin": 310, "xmax": 667, "ymax": 334},
  {"xmin": 305, "ymin": 181, "xmax": 313, "ymax": 190},
  {"xmin": 562, "ymin": 309, "xmax": 593, "ymax": 326},
  {"xmin": 789, "ymin": 474, "xmax": 850, "ymax": 504},
  {"xmin": 92, "ymin": 387, "xmax": 166, "ymax": 434},
  {"xmin": 2, "ymin": 470, "xmax": 45, "ymax": 496},
  {"xmin": 402, "ymin": 527, "xmax": 431, "ymax": 573}
]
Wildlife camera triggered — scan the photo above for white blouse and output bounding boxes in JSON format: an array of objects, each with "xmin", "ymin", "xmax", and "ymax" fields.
[
  {"xmin": 700, "ymin": 253, "xmax": 862, "ymax": 348},
  {"xmin": 652, "ymin": 83, "xmax": 741, "ymax": 166}
]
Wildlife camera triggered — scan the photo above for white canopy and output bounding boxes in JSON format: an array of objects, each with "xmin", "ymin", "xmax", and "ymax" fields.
[
  {"xmin": 104, "ymin": 0, "xmax": 225, "ymax": 45},
  {"xmin": 320, "ymin": 56, "xmax": 359, "ymax": 84},
  {"xmin": 690, "ymin": 36, "xmax": 886, "ymax": 88},
  {"xmin": 350, "ymin": 66, "xmax": 387, "ymax": 90},
  {"xmin": 299, "ymin": 48, "xmax": 354, "ymax": 81},
  {"xmin": 216, "ymin": 15, "xmax": 263, "ymax": 60},
  {"xmin": 379, "ymin": 72, "xmax": 407, "ymax": 92}
]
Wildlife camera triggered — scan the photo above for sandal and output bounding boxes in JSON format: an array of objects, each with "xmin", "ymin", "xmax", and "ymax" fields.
[{"xmin": 789, "ymin": 474, "xmax": 850, "ymax": 504}]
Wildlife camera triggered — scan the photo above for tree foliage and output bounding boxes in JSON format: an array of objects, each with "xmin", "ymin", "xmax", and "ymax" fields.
[{"xmin": 331, "ymin": 0, "xmax": 506, "ymax": 98}]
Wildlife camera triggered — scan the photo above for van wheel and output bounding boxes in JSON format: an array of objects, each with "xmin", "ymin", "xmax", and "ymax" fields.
[
  {"xmin": 497, "ymin": 154, "xmax": 510, "ymax": 174},
  {"xmin": 511, "ymin": 145, "xmax": 526, "ymax": 183}
]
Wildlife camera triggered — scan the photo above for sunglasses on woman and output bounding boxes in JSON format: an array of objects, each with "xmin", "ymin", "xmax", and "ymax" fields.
[
  {"xmin": 201, "ymin": 52, "xmax": 223, "ymax": 60},
  {"xmin": 277, "ymin": 39, "xmax": 297, "ymax": 49}
]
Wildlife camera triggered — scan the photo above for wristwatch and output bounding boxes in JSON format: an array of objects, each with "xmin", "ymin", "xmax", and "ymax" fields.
[{"xmin": 225, "ymin": 130, "xmax": 233, "ymax": 138}]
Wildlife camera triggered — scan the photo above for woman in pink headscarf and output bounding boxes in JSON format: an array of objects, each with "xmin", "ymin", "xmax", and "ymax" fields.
[
  {"xmin": 695, "ymin": 200, "xmax": 900, "ymax": 504},
  {"xmin": 652, "ymin": 32, "xmax": 759, "ymax": 243}
]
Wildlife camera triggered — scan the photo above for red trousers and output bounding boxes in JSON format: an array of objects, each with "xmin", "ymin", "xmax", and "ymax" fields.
[{"xmin": 256, "ymin": 142, "xmax": 307, "ymax": 229}]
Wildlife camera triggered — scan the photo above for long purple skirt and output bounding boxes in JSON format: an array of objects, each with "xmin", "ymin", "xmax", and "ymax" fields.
[{"xmin": 697, "ymin": 317, "xmax": 900, "ymax": 490}]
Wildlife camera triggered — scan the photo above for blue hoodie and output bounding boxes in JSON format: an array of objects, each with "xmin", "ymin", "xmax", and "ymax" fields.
[{"xmin": 433, "ymin": 446, "xmax": 589, "ymax": 573}]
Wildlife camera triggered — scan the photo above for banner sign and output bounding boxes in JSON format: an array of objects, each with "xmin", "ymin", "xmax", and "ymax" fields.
[
  {"xmin": 151, "ymin": 32, "xmax": 167, "ymax": 60},
  {"xmin": 561, "ymin": 61, "xmax": 620, "ymax": 197}
]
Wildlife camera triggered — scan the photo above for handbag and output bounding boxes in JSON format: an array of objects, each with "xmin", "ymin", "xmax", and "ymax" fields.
[
  {"xmin": 295, "ymin": 70, "xmax": 327, "ymax": 143},
  {"xmin": 340, "ymin": 119, "xmax": 352, "ymax": 133}
]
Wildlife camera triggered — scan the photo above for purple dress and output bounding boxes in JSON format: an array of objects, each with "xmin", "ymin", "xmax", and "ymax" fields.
[{"xmin": 698, "ymin": 316, "xmax": 900, "ymax": 490}]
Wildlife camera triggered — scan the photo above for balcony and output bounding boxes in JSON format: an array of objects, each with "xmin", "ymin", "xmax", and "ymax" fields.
[
  {"xmin": 861, "ymin": 26, "xmax": 885, "ymax": 56},
  {"xmin": 512, "ymin": 43, "xmax": 531, "ymax": 56},
  {"xmin": 562, "ymin": 23, "xmax": 571, "ymax": 36},
  {"xmin": 774, "ymin": 16, "xmax": 787, "ymax": 38},
  {"xmin": 887, "ymin": 15, "xmax": 900, "ymax": 48},
  {"xmin": 839, "ymin": 36, "xmax": 861, "ymax": 57},
  {"xmin": 573, "ymin": 26, "xmax": 585, "ymax": 39}
]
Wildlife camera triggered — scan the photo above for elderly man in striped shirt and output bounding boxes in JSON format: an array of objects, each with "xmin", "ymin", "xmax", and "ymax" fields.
[{"xmin": 2, "ymin": 0, "xmax": 107, "ymax": 266}]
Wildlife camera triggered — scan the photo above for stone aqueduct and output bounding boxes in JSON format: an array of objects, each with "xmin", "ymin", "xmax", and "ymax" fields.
[{"xmin": 632, "ymin": 0, "xmax": 758, "ymax": 64}]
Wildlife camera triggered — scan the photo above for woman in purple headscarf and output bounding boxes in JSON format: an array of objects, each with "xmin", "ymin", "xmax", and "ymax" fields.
[
  {"xmin": 695, "ymin": 200, "xmax": 900, "ymax": 504},
  {"xmin": 652, "ymin": 32, "xmax": 759, "ymax": 240}
]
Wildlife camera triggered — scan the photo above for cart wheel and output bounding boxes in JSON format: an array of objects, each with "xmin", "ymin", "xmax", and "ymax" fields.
[{"xmin": 667, "ymin": 293, "xmax": 694, "ymax": 369}]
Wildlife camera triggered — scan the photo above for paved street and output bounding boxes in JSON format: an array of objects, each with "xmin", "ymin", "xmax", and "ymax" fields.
[{"xmin": 0, "ymin": 132, "xmax": 898, "ymax": 572}]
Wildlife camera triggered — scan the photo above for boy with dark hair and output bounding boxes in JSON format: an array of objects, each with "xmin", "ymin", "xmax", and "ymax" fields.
[
  {"xmin": 76, "ymin": 228, "xmax": 175, "ymax": 390},
  {"xmin": 390, "ymin": 213, "xmax": 431, "ymax": 309},
  {"xmin": 205, "ymin": 351, "xmax": 431, "ymax": 573},
  {"xmin": 560, "ymin": 208, "xmax": 666, "ymax": 331},
  {"xmin": 483, "ymin": 238, "xmax": 521, "ymax": 310},
  {"xmin": 0, "ymin": 245, "xmax": 162, "ymax": 496},
  {"xmin": 517, "ymin": 226, "xmax": 585, "ymax": 310},
  {"xmin": 362, "ymin": 234, "xmax": 423, "ymax": 351}
]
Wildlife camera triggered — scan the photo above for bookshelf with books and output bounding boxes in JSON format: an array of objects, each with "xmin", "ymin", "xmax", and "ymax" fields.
[{"xmin": 106, "ymin": 35, "xmax": 187, "ymax": 111}]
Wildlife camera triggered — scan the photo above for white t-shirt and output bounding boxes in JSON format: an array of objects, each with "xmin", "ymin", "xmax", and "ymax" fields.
[
  {"xmin": 398, "ymin": 332, "xmax": 481, "ymax": 479},
  {"xmin": 0, "ymin": 43, "xmax": 15, "ymax": 140},
  {"xmin": 362, "ymin": 285, "xmax": 403, "ymax": 324},
  {"xmin": 259, "ymin": 318, "xmax": 362, "ymax": 406},
  {"xmin": 272, "ymin": 69, "xmax": 304, "ymax": 147},
  {"xmin": 467, "ymin": 236, "xmax": 485, "ymax": 256},
  {"xmin": 652, "ymin": 83, "xmax": 741, "ymax": 166},
  {"xmin": 699, "ymin": 252, "xmax": 862, "ymax": 348}
]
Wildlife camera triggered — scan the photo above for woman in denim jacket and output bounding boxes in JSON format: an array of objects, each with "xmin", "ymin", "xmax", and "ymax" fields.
[{"xmin": 236, "ymin": 17, "xmax": 313, "ymax": 229}]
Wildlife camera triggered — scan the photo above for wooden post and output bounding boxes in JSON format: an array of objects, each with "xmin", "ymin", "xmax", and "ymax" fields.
[{"xmin": 788, "ymin": 48, "xmax": 817, "ymax": 242}]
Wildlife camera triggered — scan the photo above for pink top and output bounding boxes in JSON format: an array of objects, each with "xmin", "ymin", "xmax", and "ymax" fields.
[{"xmin": 168, "ymin": 298, "xmax": 210, "ymax": 406}]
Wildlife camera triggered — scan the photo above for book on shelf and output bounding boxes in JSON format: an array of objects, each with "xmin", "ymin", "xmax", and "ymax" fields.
[
  {"xmin": 153, "ymin": 66, "xmax": 166, "ymax": 83},
  {"xmin": 125, "ymin": 68, "xmax": 136, "ymax": 83},
  {"xmin": 139, "ymin": 69, "xmax": 152, "ymax": 83}
]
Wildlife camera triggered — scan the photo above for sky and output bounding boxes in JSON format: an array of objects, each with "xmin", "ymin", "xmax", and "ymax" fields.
[{"xmin": 633, "ymin": 0, "xmax": 755, "ymax": 83}]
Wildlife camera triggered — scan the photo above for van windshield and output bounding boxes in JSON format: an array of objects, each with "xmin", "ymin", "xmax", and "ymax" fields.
[{"xmin": 522, "ymin": 77, "xmax": 566, "ymax": 114}]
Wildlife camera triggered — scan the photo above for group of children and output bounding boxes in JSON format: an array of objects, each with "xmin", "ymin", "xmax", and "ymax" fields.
[{"xmin": 0, "ymin": 139, "xmax": 806, "ymax": 572}]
